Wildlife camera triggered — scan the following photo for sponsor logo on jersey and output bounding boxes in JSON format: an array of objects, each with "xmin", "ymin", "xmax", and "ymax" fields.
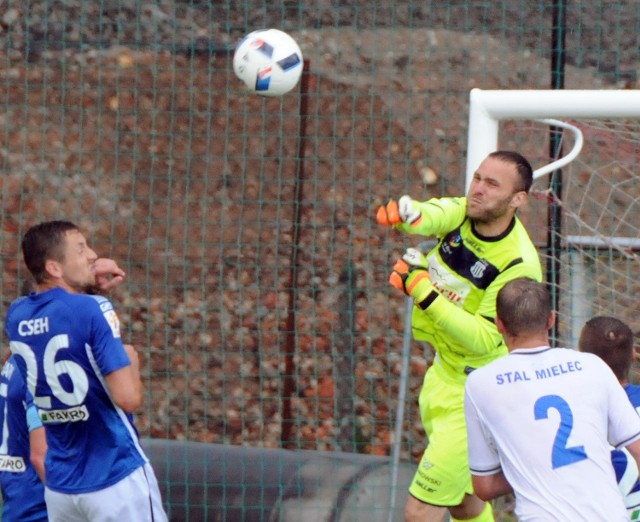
[
  {"xmin": 40, "ymin": 405, "xmax": 89, "ymax": 424},
  {"xmin": 103, "ymin": 310, "xmax": 121, "ymax": 338},
  {"xmin": 0, "ymin": 455, "xmax": 26, "ymax": 472},
  {"xmin": 427, "ymin": 254, "xmax": 471, "ymax": 306}
]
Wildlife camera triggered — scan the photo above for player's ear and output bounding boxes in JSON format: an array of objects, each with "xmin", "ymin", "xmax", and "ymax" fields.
[
  {"xmin": 44, "ymin": 259, "xmax": 63, "ymax": 279},
  {"xmin": 546, "ymin": 311, "xmax": 556, "ymax": 332},
  {"xmin": 510, "ymin": 190, "xmax": 528, "ymax": 210},
  {"xmin": 495, "ymin": 316, "xmax": 506, "ymax": 336}
]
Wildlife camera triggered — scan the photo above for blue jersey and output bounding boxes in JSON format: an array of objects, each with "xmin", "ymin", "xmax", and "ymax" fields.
[
  {"xmin": 0, "ymin": 355, "xmax": 47, "ymax": 521},
  {"xmin": 5, "ymin": 288, "xmax": 147, "ymax": 494},
  {"xmin": 613, "ymin": 383, "xmax": 640, "ymax": 518}
]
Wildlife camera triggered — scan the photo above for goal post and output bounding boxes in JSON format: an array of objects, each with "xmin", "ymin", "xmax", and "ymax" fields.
[
  {"xmin": 466, "ymin": 88, "xmax": 640, "ymax": 186},
  {"xmin": 465, "ymin": 88, "xmax": 640, "ymax": 350}
]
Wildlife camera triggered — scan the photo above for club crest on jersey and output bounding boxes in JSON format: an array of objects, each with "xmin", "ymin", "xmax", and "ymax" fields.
[{"xmin": 470, "ymin": 260, "xmax": 488, "ymax": 279}]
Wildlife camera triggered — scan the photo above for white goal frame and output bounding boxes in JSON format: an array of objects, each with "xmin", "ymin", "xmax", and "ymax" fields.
[{"xmin": 465, "ymin": 88, "xmax": 640, "ymax": 188}]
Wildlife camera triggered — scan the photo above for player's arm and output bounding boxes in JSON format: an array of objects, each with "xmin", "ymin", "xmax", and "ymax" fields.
[
  {"xmin": 392, "ymin": 257, "xmax": 541, "ymax": 357},
  {"xmin": 391, "ymin": 254, "xmax": 536, "ymax": 356},
  {"xmin": 377, "ymin": 196, "xmax": 466, "ymax": 237},
  {"xmin": 465, "ymin": 384, "xmax": 512, "ymax": 500},
  {"xmin": 26, "ymin": 403, "xmax": 46, "ymax": 482},
  {"xmin": 92, "ymin": 258, "xmax": 126, "ymax": 293},
  {"xmin": 105, "ymin": 344, "xmax": 143, "ymax": 413},
  {"xmin": 472, "ymin": 471, "xmax": 513, "ymax": 502},
  {"xmin": 464, "ymin": 383, "xmax": 513, "ymax": 501},
  {"xmin": 89, "ymin": 298, "xmax": 143, "ymax": 412}
]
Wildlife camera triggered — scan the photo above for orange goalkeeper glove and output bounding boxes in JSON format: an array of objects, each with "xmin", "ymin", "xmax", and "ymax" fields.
[
  {"xmin": 389, "ymin": 248, "xmax": 439, "ymax": 309},
  {"xmin": 376, "ymin": 195, "xmax": 423, "ymax": 227}
]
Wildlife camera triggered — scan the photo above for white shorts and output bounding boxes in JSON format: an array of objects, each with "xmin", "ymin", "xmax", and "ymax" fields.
[{"xmin": 45, "ymin": 463, "xmax": 168, "ymax": 522}]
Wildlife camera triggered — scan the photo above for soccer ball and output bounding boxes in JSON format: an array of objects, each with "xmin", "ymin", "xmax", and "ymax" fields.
[{"xmin": 232, "ymin": 29, "xmax": 303, "ymax": 97}]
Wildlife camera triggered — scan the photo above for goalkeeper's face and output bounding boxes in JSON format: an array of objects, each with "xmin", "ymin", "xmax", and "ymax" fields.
[{"xmin": 466, "ymin": 156, "xmax": 526, "ymax": 224}]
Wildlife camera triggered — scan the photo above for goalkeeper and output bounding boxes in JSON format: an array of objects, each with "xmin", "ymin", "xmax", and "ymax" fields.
[{"xmin": 377, "ymin": 150, "xmax": 542, "ymax": 522}]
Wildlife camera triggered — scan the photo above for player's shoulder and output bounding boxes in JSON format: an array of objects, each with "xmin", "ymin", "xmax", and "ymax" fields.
[
  {"xmin": 624, "ymin": 383, "xmax": 640, "ymax": 408},
  {"xmin": 85, "ymin": 293, "xmax": 116, "ymax": 312},
  {"xmin": 0, "ymin": 354, "xmax": 18, "ymax": 380},
  {"xmin": 556, "ymin": 348, "xmax": 621, "ymax": 382},
  {"xmin": 6, "ymin": 295, "xmax": 29, "ymax": 317},
  {"xmin": 58, "ymin": 291, "xmax": 115, "ymax": 314},
  {"xmin": 465, "ymin": 355, "xmax": 510, "ymax": 388},
  {"xmin": 549, "ymin": 347, "xmax": 603, "ymax": 365}
]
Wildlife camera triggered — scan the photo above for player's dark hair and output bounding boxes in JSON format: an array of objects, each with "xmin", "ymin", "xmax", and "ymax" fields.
[
  {"xmin": 496, "ymin": 277, "xmax": 551, "ymax": 337},
  {"xmin": 22, "ymin": 220, "xmax": 80, "ymax": 283},
  {"xmin": 578, "ymin": 316, "xmax": 634, "ymax": 381},
  {"xmin": 489, "ymin": 150, "xmax": 534, "ymax": 193}
]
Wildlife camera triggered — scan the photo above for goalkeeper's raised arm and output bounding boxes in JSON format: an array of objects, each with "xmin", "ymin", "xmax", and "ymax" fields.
[{"xmin": 379, "ymin": 150, "xmax": 542, "ymax": 522}]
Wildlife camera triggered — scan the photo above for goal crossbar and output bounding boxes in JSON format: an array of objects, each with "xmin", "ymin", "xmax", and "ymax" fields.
[{"xmin": 465, "ymin": 88, "xmax": 640, "ymax": 189}]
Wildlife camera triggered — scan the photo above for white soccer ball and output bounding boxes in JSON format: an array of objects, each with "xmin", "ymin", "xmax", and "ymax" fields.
[{"xmin": 232, "ymin": 29, "xmax": 303, "ymax": 97}]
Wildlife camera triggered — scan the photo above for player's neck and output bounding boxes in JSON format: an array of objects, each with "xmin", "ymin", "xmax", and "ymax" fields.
[
  {"xmin": 506, "ymin": 334, "xmax": 550, "ymax": 352},
  {"xmin": 473, "ymin": 214, "xmax": 515, "ymax": 238},
  {"xmin": 37, "ymin": 280, "xmax": 77, "ymax": 294}
]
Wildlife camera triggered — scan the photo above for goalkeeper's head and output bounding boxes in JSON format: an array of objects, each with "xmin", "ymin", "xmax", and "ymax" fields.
[
  {"xmin": 466, "ymin": 150, "xmax": 534, "ymax": 232},
  {"xmin": 579, "ymin": 316, "xmax": 635, "ymax": 384},
  {"xmin": 488, "ymin": 150, "xmax": 533, "ymax": 194}
]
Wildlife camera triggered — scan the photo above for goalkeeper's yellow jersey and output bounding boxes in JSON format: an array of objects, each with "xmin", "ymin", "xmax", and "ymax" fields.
[{"xmin": 397, "ymin": 196, "xmax": 542, "ymax": 382}]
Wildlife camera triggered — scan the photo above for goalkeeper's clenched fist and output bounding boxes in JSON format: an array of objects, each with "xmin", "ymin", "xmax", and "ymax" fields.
[
  {"xmin": 376, "ymin": 195, "xmax": 422, "ymax": 227},
  {"xmin": 389, "ymin": 248, "xmax": 439, "ymax": 310}
]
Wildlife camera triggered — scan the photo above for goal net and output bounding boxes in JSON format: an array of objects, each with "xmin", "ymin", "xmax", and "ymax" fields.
[{"xmin": 466, "ymin": 89, "xmax": 640, "ymax": 352}]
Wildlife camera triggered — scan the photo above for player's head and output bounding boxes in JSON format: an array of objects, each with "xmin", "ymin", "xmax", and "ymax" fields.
[
  {"xmin": 496, "ymin": 277, "xmax": 553, "ymax": 343},
  {"xmin": 578, "ymin": 316, "xmax": 635, "ymax": 383},
  {"xmin": 466, "ymin": 150, "xmax": 533, "ymax": 224},
  {"xmin": 22, "ymin": 220, "xmax": 98, "ymax": 293}
]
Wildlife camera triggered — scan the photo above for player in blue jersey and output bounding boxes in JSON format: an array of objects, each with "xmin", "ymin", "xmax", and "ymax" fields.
[
  {"xmin": 5, "ymin": 220, "xmax": 167, "ymax": 522},
  {"xmin": 0, "ymin": 353, "xmax": 47, "ymax": 522},
  {"xmin": 0, "ymin": 258, "xmax": 127, "ymax": 522},
  {"xmin": 465, "ymin": 278, "xmax": 640, "ymax": 520},
  {"xmin": 579, "ymin": 315, "xmax": 640, "ymax": 520}
]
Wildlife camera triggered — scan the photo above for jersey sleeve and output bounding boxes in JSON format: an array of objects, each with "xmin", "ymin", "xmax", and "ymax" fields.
[
  {"xmin": 604, "ymin": 362, "xmax": 640, "ymax": 448},
  {"xmin": 422, "ymin": 261, "xmax": 541, "ymax": 357},
  {"xmin": 87, "ymin": 297, "xmax": 132, "ymax": 376},
  {"xmin": 25, "ymin": 403, "xmax": 43, "ymax": 432},
  {"xmin": 464, "ymin": 379, "xmax": 501, "ymax": 475},
  {"xmin": 395, "ymin": 197, "xmax": 467, "ymax": 237}
]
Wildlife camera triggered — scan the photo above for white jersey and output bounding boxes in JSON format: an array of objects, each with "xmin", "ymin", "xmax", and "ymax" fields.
[{"xmin": 465, "ymin": 346, "xmax": 640, "ymax": 521}]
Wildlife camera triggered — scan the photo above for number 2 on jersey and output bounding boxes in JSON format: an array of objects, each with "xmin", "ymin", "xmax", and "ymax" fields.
[{"xmin": 534, "ymin": 394, "xmax": 588, "ymax": 469}]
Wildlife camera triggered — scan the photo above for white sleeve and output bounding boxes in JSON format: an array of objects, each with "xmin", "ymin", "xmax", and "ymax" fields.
[
  {"xmin": 604, "ymin": 364, "xmax": 640, "ymax": 448},
  {"xmin": 464, "ymin": 381, "xmax": 501, "ymax": 475}
]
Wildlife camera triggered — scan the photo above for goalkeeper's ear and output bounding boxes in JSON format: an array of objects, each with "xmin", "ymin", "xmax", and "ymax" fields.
[{"xmin": 509, "ymin": 190, "xmax": 528, "ymax": 211}]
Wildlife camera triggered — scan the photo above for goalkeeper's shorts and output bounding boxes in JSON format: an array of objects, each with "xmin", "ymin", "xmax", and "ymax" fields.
[{"xmin": 408, "ymin": 363, "xmax": 473, "ymax": 506}]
